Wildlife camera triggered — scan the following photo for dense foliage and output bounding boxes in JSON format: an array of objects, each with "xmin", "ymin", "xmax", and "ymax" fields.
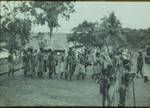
[
  {"xmin": 1, "ymin": 2, "xmax": 149, "ymax": 52},
  {"xmin": 122, "ymin": 27, "xmax": 150, "ymax": 49},
  {"xmin": 67, "ymin": 20, "xmax": 98, "ymax": 47},
  {"xmin": 0, "ymin": 1, "xmax": 32, "ymax": 51},
  {"xmin": 68, "ymin": 12, "xmax": 124, "ymax": 49},
  {"xmin": 1, "ymin": 1, "xmax": 75, "ymax": 50},
  {"xmin": 68, "ymin": 12, "xmax": 150, "ymax": 50},
  {"xmin": 29, "ymin": 1, "xmax": 75, "ymax": 39}
]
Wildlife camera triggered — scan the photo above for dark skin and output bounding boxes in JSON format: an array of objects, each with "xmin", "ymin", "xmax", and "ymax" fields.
[
  {"xmin": 99, "ymin": 68, "xmax": 111, "ymax": 106},
  {"xmin": 8, "ymin": 51, "xmax": 15, "ymax": 77},
  {"xmin": 136, "ymin": 52, "xmax": 144, "ymax": 78}
]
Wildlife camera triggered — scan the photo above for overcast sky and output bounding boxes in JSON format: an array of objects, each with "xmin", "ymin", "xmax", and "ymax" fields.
[
  {"xmin": 3, "ymin": 1, "xmax": 150, "ymax": 33},
  {"xmin": 33, "ymin": 2, "xmax": 150, "ymax": 33}
]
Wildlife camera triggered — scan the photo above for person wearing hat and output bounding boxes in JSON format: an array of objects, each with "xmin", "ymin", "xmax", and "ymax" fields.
[{"xmin": 136, "ymin": 51, "xmax": 144, "ymax": 78}]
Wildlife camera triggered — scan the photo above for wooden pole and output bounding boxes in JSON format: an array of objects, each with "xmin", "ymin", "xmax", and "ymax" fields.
[
  {"xmin": 132, "ymin": 78, "xmax": 136, "ymax": 107},
  {"xmin": 103, "ymin": 37, "xmax": 119, "ymax": 106}
]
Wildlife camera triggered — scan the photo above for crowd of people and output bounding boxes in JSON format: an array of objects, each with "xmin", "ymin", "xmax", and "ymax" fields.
[{"xmin": 7, "ymin": 46, "xmax": 145, "ymax": 106}]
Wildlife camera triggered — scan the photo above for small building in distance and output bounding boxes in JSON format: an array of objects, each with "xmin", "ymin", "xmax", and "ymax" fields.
[{"xmin": 26, "ymin": 32, "xmax": 69, "ymax": 52}]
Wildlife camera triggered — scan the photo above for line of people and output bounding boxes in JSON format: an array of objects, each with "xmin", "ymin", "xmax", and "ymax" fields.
[
  {"xmin": 22, "ymin": 47, "xmax": 90, "ymax": 80},
  {"xmin": 7, "ymin": 46, "xmax": 144, "ymax": 106}
]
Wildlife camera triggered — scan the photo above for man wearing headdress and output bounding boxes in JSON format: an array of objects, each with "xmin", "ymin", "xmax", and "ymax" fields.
[
  {"xmin": 118, "ymin": 49, "xmax": 134, "ymax": 106},
  {"xmin": 92, "ymin": 51, "xmax": 102, "ymax": 81}
]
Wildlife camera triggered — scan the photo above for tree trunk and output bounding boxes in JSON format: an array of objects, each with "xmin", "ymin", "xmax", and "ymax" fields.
[
  {"xmin": 2, "ymin": 24, "xmax": 17, "ymax": 51},
  {"xmin": 49, "ymin": 26, "xmax": 53, "ymax": 49}
]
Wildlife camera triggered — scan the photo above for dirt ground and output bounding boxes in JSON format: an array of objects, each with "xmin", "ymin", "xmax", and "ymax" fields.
[
  {"xmin": 0, "ymin": 69, "xmax": 150, "ymax": 107},
  {"xmin": 0, "ymin": 53, "xmax": 150, "ymax": 106}
]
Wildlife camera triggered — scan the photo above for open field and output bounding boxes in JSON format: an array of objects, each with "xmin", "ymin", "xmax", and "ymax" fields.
[
  {"xmin": 0, "ymin": 66, "xmax": 150, "ymax": 106},
  {"xmin": 0, "ymin": 50, "xmax": 150, "ymax": 106}
]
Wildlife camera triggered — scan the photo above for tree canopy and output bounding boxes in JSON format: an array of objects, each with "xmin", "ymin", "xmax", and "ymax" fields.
[
  {"xmin": 29, "ymin": 1, "xmax": 75, "ymax": 39},
  {"xmin": 67, "ymin": 20, "xmax": 98, "ymax": 47},
  {"xmin": 1, "ymin": 1, "xmax": 32, "ymax": 51},
  {"xmin": 122, "ymin": 27, "xmax": 150, "ymax": 49},
  {"xmin": 1, "ymin": 1, "xmax": 75, "ymax": 50},
  {"xmin": 68, "ymin": 12, "xmax": 126, "ymax": 49}
]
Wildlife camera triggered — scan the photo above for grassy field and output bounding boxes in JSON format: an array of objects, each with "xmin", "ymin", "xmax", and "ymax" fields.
[
  {"xmin": 0, "ymin": 66, "xmax": 150, "ymax": 106},
  {"xmin": 0, "ymin": 50, "xmax": 150, "ymax": 106}
]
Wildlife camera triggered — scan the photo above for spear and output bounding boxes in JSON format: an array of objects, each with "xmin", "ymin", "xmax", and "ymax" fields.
[
  {"xmin": 103, "ymin": 37, "xmax": 116, "ymax": 74},
  {"xmin": 129, "ymin": 50, "xmax": 136, "ymax": 107},
  {"xmin": 102, "ymin": 36, "xmax": 119, "ymax": 106},
  {"xmin": 125, "ymin": 50, "xmax": 136, "ymax": 107},
  {"xmin": 132, "ymin": 77, "xmax": 136, "ymax": 107}
]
